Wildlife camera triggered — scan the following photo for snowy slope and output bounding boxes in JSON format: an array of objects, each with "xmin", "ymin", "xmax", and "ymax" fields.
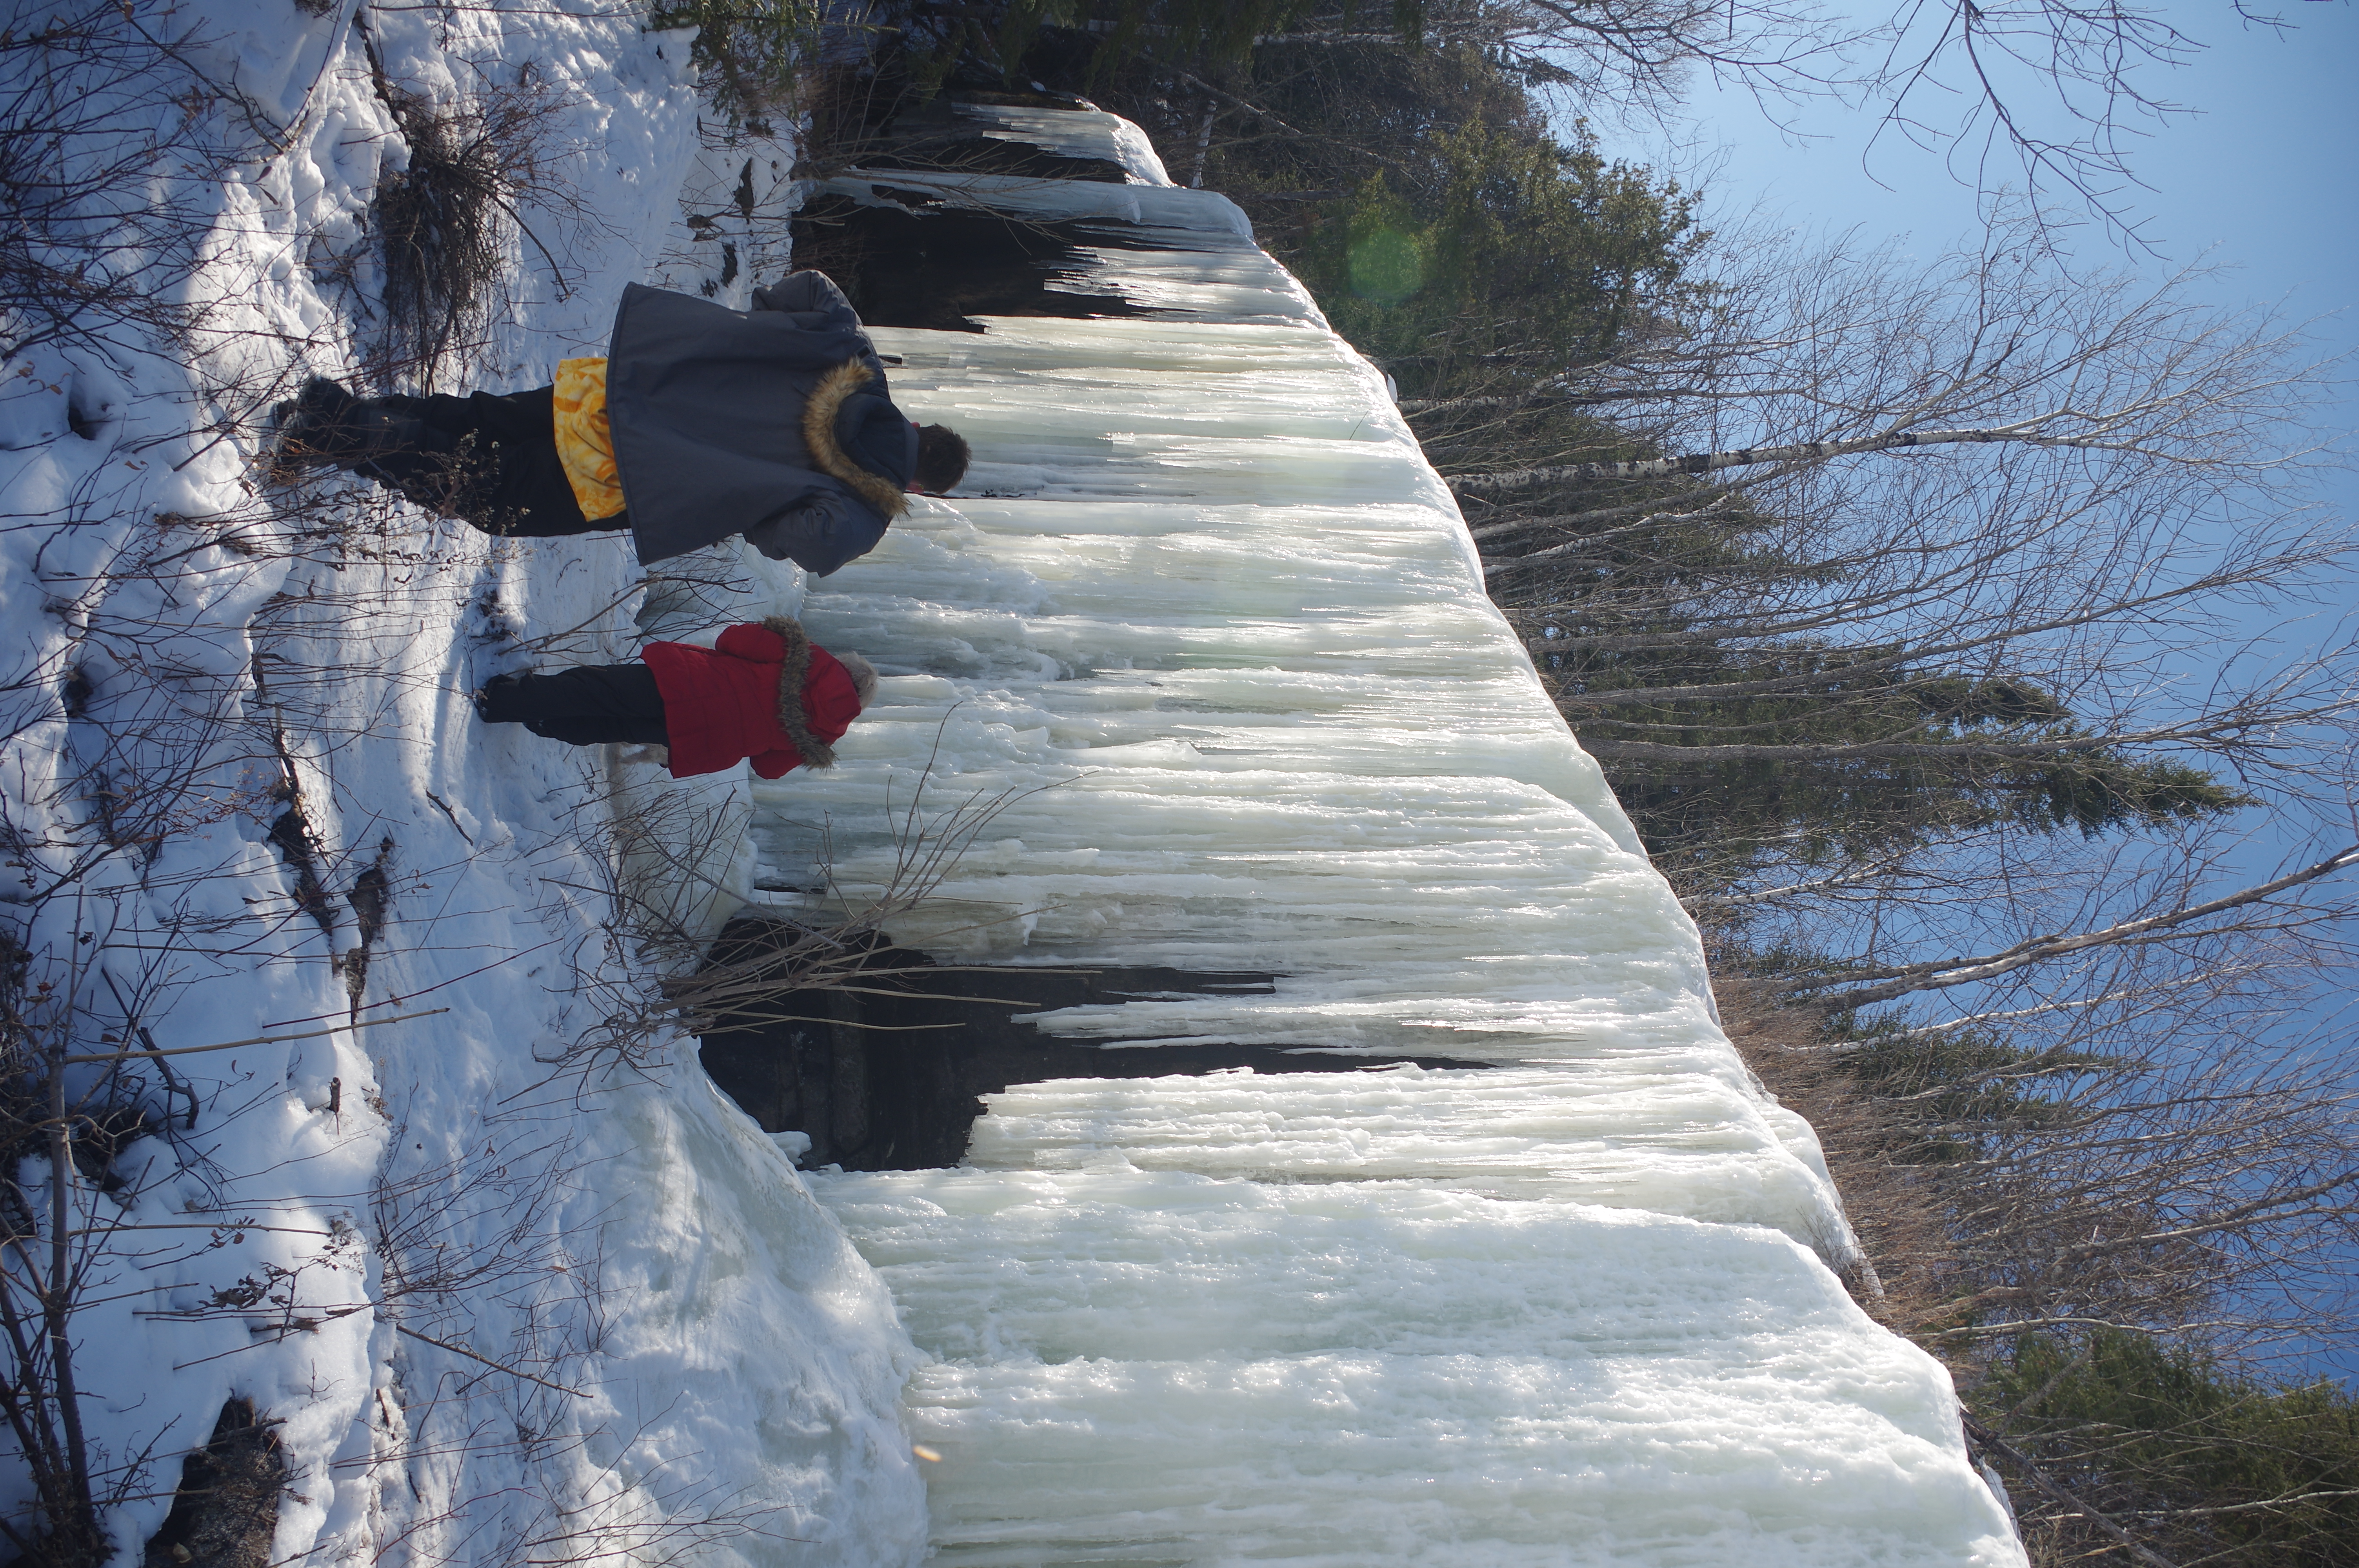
[
  {"xmin": 2, "ymin": 8, "xmax": 921, "ymax": 1566},
  {"xmin": 754, "ymin": 122, "xmax": 2027, "ymax": 1564}
]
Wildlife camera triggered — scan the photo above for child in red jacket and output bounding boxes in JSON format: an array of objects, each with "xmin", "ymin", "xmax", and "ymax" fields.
[{"xmin": 474, "ymin": 616, "xmax": 874, "ymax": 780}]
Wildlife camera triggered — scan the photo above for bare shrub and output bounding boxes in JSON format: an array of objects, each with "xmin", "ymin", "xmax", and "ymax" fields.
[
  {"xmin": 554, "ymin": 730, "xmax": 1067, "ymax": 1078},
  {"xmin": 1720, "ymin": 984, "xmax": 1956, "ymax": 1324},
  {"xmin": 1723, "ymin": 970, "xmax": 2359, "ymax": 1370},
  {"xmin": 0, "ymin": 935, "xmax": 189, "ymax": 1567},
  {"xmin": 360, "ymin": 58, "xmax": 598, "ymax": 387},
  {"xmin": 654, "ymin": 793, "xmax": 1047, "ymax": 1036},
  {"xmin": 0, "ymin": 4, "xmax": 240, "ymax": 368}
]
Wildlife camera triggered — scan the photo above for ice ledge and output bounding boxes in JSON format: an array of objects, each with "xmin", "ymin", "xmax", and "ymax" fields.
[{"xmin": 728, "ymin": 103, "xmax": 2022, "ymax": 1564}]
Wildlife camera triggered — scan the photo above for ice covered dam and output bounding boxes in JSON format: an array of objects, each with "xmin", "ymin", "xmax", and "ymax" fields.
[{"xmin": 699, "ymin": 101, "xmax": 2026, "ymax": 1566}]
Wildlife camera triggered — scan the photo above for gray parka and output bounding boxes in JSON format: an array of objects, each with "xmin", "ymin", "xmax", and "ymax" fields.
[{"xmin": 605, "ymin": 272, "xmax": 919, "ymax": 573}]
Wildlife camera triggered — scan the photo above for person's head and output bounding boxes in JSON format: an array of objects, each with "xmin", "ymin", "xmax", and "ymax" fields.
[
  {"xmin": 912, "ymin": 425, "xmax": 970, "ymax": 495},
  {"xmin": 833, "ymin": 650, "xmax": 880, "ymax": 709}
]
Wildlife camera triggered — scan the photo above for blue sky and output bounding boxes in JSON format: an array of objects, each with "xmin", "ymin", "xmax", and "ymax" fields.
[
  {"xmin": 1593, "ymin": 0, "xmax": 2357, "ymax": 859},
  {"xmin": 1596, "ymin": 3, "xmax": 2359, "ymax": 1377},
  {"xmin": 1611, "ymin": 0, "xmax": 2358, "ymax": 308},
  {"xmin": 1593, "ymin": 0, "xmax": 2357, "ymax": 849},
  {"xmin": 1597, "ymin": 0, "xmax": 2356, "ymax": 552}
]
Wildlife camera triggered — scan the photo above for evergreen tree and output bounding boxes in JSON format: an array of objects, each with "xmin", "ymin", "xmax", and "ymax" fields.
[
  {"xmin": 1292, "ymin": 122, "xmax": 1705, "ymax": 402},
  {"xmin": 1977, "ymin": 1332, "xmax": 2359, "ymax": 1566}
]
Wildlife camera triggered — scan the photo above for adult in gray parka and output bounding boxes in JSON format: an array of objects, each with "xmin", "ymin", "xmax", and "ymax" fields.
[{"xmin": 271, "ymin": 271, "xmax": 970, "ymax": 577}]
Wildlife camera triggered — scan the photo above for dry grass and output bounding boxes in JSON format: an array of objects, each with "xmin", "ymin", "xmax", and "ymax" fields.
[{"xmin": 1716, "ymin": 980, "xmax": 1967, "ymax": 1345}]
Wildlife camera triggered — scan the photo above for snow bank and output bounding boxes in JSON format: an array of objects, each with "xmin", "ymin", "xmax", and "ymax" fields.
[{"xmin": 2, "ymin": 7, "xmax": 920, "ymax": 1566}]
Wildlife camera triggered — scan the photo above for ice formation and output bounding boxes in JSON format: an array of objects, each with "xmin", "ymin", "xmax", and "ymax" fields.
[
  {"xmin": 0, "ymin": 2, "xmax": 2020, "ymax": 1553},
  {"xmin": 744, "ymin": 107, "xmax": 2027, "ymax": 1564}
]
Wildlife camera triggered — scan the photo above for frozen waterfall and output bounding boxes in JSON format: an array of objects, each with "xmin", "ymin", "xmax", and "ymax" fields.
[{"xmin": 734, "ymin": 103, "xmax": 2022, "ymax": 1565}]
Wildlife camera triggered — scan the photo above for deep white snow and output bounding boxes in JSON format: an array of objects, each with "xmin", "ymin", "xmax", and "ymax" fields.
[
  {"xmin": 4, "ymin": 8, "xmax": 919, "ymax": 1568},
  {"xmin": 2, "ymin": 9, "xmax": 2019, "ymax": 1565}
]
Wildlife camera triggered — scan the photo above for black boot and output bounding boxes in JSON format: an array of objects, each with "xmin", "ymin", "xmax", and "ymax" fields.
[
  {"xmin": 278, "ymin": 378, "xmax": 474, "ymax": 508},
  {"xmin": 266, "ymin": 376, "xmax": 358, "ymax": 476},
  {"xmin": 472, "ymin": 673, "xmax": 527, "ymax": 723},
  {"xmin": 269, "ymin": 377, "xmax": 364, "ymax": 467},
  {"xmin": 472, "ymin": 667, "xmax": 670, "ymax": 747}
]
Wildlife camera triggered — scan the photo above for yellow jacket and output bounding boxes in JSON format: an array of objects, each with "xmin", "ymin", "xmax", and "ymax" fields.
[{"xmin": 552, "ymin": 357, "xmax": 625, "ymax": 520}]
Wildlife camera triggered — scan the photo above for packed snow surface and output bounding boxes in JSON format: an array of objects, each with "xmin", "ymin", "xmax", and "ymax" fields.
[{"xmin": 2, "ymin": 8, "xmax": 919, "ymax": 1568}]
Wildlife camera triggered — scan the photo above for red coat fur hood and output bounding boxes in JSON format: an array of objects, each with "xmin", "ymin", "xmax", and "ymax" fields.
[{"xmin": 639, "ymin": 616, "xmax": 867, "ymax": 779}]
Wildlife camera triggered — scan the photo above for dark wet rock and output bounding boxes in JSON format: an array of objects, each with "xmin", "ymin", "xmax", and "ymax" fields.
[
  {"xmin": 141, "ymin": 1399, "xmax": 284, "ymax": 1568},
  {"xmin": 696, "ymin": 919, "xmax": 1486, "ymax": 1169}
]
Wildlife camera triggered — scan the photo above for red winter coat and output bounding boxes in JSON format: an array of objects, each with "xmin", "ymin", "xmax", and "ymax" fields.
[{"xmin": 640, "ymin": 617, "xmax": 863, "ymax": 780}]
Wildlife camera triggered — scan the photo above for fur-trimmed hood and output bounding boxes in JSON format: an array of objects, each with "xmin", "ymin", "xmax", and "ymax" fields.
[
  {"xmin": 802, "ymin": 363, "xmax": 912, "ymax": 522},
  {"xmin": 761, "ymin": 615, "xmax": 861, "ymax": 768},
  {"xmin": 637, "ymin": 616, "xmax": 865, "ymax": 781}
]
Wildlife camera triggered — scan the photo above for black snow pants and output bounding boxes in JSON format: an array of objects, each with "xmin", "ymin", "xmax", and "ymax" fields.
[
  {"xmin": 476, "ymin": 666, "xmax": 669, "ymax": 748},
  {"xmin": 330, "ymin": 387, "xmax": 624, "ymax": 540}
]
